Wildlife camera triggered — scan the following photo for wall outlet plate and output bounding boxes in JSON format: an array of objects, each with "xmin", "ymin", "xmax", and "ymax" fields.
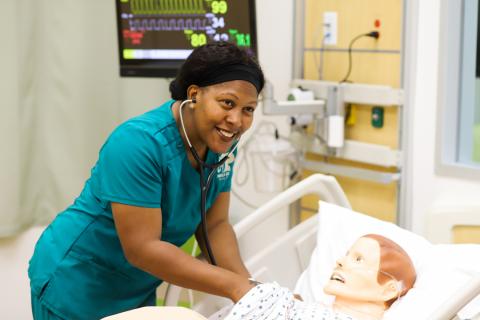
[{"xmin": 323, "ymin": 12, "xmax": 338, "ymax": 45}]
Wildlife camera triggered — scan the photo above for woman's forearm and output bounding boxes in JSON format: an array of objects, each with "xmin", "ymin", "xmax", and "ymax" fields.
[
  {"xmin": 203, "ymin": 221, "xmax": 250, "ymax": 277},
  {"xmin": 129, "ymin": 239, "xmax": 253, "ymax": 302}
]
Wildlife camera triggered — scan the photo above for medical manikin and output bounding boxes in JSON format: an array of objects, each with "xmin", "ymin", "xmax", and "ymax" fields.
[{"xmin": 216, "ymin": 234, "xmax": 417, "ymax": 320}]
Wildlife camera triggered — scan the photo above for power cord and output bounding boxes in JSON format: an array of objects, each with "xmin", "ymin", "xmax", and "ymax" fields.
[
  {"xmin": 316, "ymin": 23, "xmax": 332, "ymax": 80},
  {"xmin": 233, "ymin": 121, "xmax": 300, "ymax": 207},
  {"xmin": 317, "ymin": 33, "xmax": 328, "ymax": 80},
  {"xmin": 340, "ymin": 31, "xmax": 380, "ymax": 83}
]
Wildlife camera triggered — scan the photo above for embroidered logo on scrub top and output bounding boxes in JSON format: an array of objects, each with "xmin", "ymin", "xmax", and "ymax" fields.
[{"xmin": 217, "ymin": 153, "xmax": 235, "ymax": 180}]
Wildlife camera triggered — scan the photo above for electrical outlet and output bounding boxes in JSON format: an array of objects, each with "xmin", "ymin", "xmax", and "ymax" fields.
[{"xmin": 323, "ymin": 12, "xmax": 337, "ymax": 45}]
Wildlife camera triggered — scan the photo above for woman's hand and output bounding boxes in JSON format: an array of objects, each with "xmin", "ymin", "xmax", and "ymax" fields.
[
  {"xmin": 294, "ymin": 293, "xmax": 303, "ymax": 301},
  {"xmin": 229, "ymin": 277, "xmax": 256, "ymax": 303}
]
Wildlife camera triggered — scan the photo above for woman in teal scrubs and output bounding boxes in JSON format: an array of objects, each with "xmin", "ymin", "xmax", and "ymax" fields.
[{"xmin": 28, "ymin": 41, "xmax": 265, "ymax": 319}]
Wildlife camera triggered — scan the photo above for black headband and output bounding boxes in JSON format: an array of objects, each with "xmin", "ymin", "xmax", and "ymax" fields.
[{"xmin": 196, "ymin": 64, "xmax": 263, "ymax": 94}]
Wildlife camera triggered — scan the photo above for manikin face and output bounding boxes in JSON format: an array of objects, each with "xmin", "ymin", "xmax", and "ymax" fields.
[
  {"xmin": 189, "ymin": 80, "xmax": 258, "ymax": 154},
  {"xmin": 323, "ymin": 237, "xmax": 395, "ymax": 303}
]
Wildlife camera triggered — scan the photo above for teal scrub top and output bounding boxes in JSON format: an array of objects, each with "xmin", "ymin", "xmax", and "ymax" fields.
[{"xmin": 28, "ymin": 100, "xmax": 236, "ymax": 319}]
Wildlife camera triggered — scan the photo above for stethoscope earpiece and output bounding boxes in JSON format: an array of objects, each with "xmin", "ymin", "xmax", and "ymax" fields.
[{"xmin": 189, "ymin": 98, "xmax": 196, "ymax": 109}]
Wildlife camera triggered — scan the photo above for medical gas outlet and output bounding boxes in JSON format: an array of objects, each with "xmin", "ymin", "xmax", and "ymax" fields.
[{"xmin": 371, "ymin": 106, "xmax": 384, "ymax": 128}]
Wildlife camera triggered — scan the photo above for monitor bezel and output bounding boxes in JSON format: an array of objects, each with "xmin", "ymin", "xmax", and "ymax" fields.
[{"xmin": 115, "ymin": 0, "xmax": 258, "ymax": 78}]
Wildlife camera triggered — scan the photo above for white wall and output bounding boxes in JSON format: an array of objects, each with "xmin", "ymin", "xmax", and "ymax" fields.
[
  {"xmin": 229, "ymin": 0, "xmax": 293, "ymax": 223},
  {"xmin": 228, "ymin": 0, "xmax": 294, "ymax": 261},
  {"xmin": 0, "ymin": 228, "xmax": 44, "ymax": 320},
  {"xmin": 407, "ymin": 0, "xmax": 480, "ymax": 236}
]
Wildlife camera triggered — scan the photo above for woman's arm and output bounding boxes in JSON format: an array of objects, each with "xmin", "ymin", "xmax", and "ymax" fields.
[
  {"xmin": 111, "ymin": 202, "xmax": 253, "ymax": 302},
  {"xmin": 195, "ymin": 192, "xmax": 250, "ymax": 277}
]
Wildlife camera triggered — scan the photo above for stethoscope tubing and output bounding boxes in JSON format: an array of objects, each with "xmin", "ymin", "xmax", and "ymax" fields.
[{"xmin": 178, "ymin": 99, "xmax": 240, "ymax": 266}]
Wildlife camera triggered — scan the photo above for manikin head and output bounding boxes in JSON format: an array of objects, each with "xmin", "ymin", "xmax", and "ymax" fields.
[{"xmin": 324, "ymin": 234, "xmax": 416, "ymax": 318}]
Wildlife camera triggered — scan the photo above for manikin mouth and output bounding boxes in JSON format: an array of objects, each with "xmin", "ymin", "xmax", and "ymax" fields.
[
  {"xmin": 216, "ymin": 127, "xmax": 238, "ymax": 140},
  {"xmin": 330, "ymin": 272, "xmax": 345, "ymax": 283}
]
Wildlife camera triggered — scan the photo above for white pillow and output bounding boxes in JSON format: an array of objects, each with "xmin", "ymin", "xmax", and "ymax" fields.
[
  {"xmin": 393, "ymin": 244, "xmax": 480, "ymax": 320},
  {"xmin": 295, "ymin": 201, "xmax": 480, "ymax": 320}
]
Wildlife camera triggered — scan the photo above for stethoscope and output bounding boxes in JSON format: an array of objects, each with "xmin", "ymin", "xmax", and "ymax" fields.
[{"xmin": 178, "ymin": 99, "xmax": 240, "ymax": 266}]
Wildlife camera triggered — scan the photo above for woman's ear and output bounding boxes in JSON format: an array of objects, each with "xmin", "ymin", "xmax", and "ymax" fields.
[{"xmin": 186, "ymin": 85, "xmax": 200, "ymax": 104}]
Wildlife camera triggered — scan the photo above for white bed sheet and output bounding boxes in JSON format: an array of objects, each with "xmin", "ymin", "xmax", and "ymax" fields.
[
  {"xmin": 294, "ymin": 201, "xmax": 480, "ymax": 320},
  {"xmin": 211, "ymin": 282, "xmax": 356, "ymax": 320}
]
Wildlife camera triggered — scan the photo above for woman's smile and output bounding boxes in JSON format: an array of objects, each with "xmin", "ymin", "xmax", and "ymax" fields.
[{"xmin": 216, "ymin": 127, "xmax": 238, "ymax": 141}]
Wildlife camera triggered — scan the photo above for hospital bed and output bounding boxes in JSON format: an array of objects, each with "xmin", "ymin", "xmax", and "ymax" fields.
[{"xmin": 162, "ymin": 174, "xmax": 480, "ymax": 319}]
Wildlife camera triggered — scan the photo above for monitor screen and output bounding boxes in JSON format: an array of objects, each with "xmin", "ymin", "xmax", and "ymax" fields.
[{"xmin": 115, "ymin": 0, "xmax": 258, "ymax": 77}]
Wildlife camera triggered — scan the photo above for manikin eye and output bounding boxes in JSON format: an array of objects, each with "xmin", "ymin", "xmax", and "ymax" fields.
[{"xmin": 355, "ymin": 255, "xmax": 364, "ymax": 262}]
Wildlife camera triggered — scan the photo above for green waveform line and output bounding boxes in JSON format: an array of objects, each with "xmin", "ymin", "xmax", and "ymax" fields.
[{"xmin": 130, "ymin": 0, "xmax": 206, "ymax": 15}]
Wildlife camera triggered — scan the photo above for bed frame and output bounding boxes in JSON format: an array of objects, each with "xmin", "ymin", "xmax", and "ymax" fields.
[{"xmin": 164, "ymin": 174, "xmax": 480, "ymax": 320}]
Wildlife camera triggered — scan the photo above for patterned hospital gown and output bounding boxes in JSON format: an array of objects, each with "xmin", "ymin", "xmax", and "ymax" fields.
[{"xmin": 210, "ymin": 283, "xmax": 355, "ymax": 320}]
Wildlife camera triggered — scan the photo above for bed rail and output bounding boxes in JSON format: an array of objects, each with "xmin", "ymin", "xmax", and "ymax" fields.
[
  {"xmin": 428, "ymin": 273, "xmax": 480, "ymax": 320},
  {"xmin": 234, "ymin": 174, "xmax": 351, "ymax": 238}
]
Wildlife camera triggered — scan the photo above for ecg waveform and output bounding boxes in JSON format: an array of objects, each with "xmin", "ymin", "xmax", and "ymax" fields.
[
  {"xmin": 130, "ymin": 0, "xmax": 206, "ymax": 15},
  {"xmin": 128, "ymin": 18, "xmax": 208, "ymax": 31}
]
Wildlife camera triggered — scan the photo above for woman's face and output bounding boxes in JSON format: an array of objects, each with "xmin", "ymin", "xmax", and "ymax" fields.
[
  {"xmin": 323, "ymin": 237, "xmax": 388, "ymax": 303},
  {"xmin": 190, "ymin": 80, "xmax": 258, "ymax": 154}
]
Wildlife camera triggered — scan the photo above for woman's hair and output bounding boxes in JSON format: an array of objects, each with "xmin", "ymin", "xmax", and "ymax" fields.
[
  {"xmin": 169, "ymin": 41, "xmax": 265, "ymax": 100},
  {"xmin": 363, "ymin": 234, "xmax": 416, "ymax": 307}
]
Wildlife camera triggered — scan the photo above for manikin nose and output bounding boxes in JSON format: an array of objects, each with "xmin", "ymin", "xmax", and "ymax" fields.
[{"xmin": 336, "ymin": 257, "xmax": 345, "ymax": 268}]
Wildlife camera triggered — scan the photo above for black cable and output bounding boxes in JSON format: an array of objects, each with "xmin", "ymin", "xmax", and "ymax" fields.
[
  {"xmin": 344, "ymin": 103, "xmax": 352, "ymax": 124},
  {"xmin": 189, "ymin": 144, "xmax": 232, "ymax": 267},
  {"xmin": 340, "ymin": 31, "xmax": 380, "ymax": 83},
  {"xmin": 200, "ymin": 171, "xmax": 217, "ymax": 265}
]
